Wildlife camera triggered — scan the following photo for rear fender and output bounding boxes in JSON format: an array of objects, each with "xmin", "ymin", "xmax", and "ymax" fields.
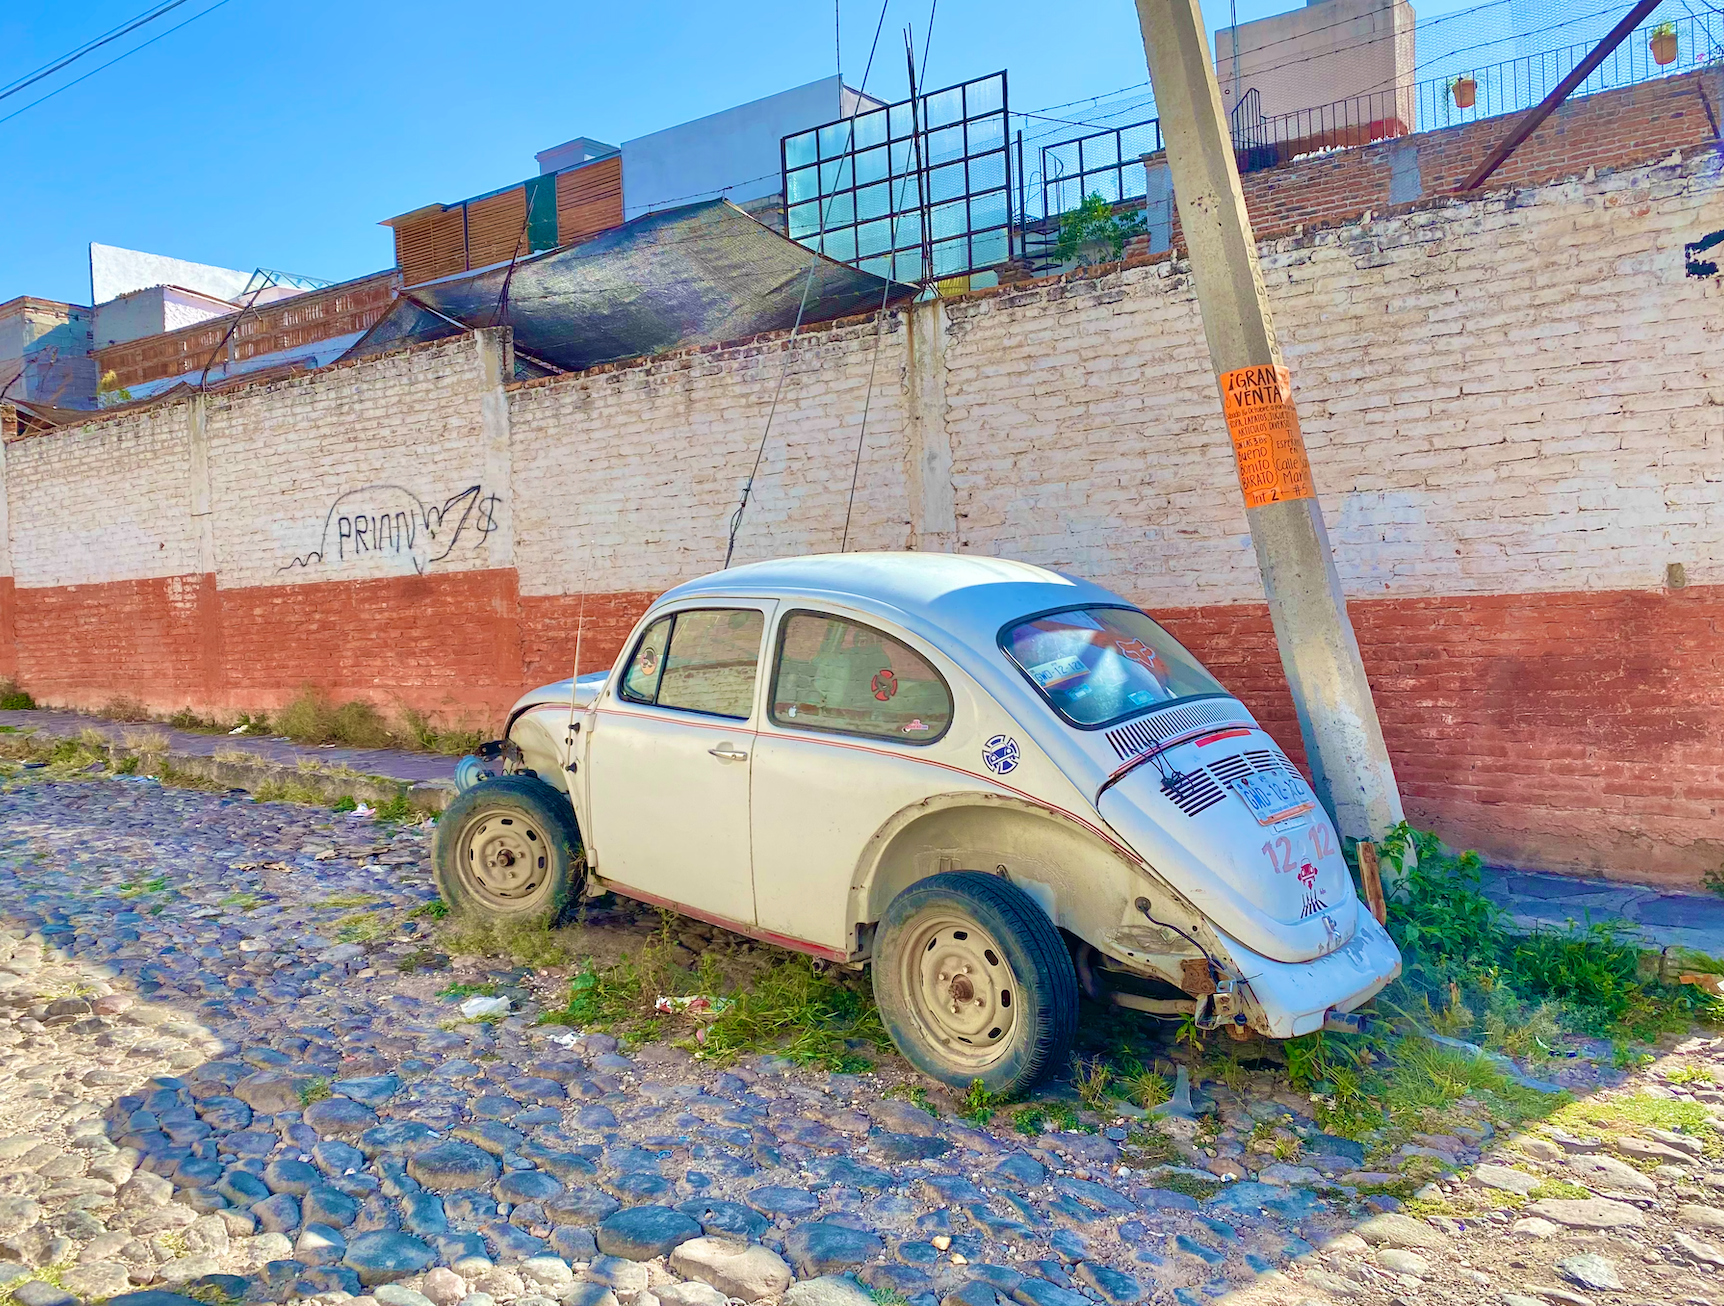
[{"xmin": 847, "ymin": 793, "xmax": 1210, "ymax": 978}]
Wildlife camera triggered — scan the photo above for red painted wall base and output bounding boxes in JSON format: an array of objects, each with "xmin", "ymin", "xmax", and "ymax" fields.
[{"xmin": 1, "ymin": 570, "xmax": 1717, "ymax": 884}]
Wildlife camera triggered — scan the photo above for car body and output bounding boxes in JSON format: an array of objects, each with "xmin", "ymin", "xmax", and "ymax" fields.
[{"xmin": 469, "ymin": 553, "xmax": 1400, "ymax": 1064}]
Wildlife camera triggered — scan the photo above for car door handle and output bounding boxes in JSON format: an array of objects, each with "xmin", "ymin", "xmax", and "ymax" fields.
[{"xmin": 708, "ymin": 746, "xmax": 749, "ymax": 761}]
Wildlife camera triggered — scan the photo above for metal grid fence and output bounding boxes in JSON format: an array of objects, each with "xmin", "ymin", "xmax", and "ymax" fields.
[{"xmin": 781, "ymin": 71, "xmax": 1012, "ymax": 284}]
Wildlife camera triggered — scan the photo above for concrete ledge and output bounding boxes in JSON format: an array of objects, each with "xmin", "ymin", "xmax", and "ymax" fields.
[{"xmin": 0, "ymin": 722, "xmax": 456, "ymax": 813}]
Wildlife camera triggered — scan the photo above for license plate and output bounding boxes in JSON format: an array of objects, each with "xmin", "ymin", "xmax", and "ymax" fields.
[{"xmin": 1229, "ymin": 771, "xmax": 1315, "ymax": 825}]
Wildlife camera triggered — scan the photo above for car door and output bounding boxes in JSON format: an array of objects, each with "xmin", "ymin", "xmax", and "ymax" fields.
[
  {"xmin": 749, "ymin": 607, "xmax": 964, "ymax": 952},
  {"xmin": 585, "ymin": 602, "xmax": 773, "ymax": 925}
]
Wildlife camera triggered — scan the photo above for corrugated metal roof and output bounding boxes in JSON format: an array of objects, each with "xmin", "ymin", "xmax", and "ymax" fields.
[{"xmin": 345, "ymin": 198, "xmax": 914, "ymax": 374}]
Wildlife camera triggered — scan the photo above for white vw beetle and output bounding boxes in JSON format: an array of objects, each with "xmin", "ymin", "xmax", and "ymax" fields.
[{"xmin": 438, "ymin": 554, "xmax": 1401, "ymax": 1093}]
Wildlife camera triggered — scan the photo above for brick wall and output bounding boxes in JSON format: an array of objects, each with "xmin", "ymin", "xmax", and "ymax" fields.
[
  {"xmin": 1, "ymin": 78, "xmax": 1720, "ymax": 884},
  {"xmin": 1162, "ymin": 70, "xmax": 1724, "ymax": 247}
]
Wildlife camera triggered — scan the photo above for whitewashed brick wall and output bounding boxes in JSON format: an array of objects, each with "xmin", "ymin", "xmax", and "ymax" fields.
[
  {"xmin": 942, "ymin": 154, "xmax": 1724, "ymax": 608},
  {"xmin": 209, "ymin": 334, "xmax": 503, "ymax": 590},
  {"xmin": 3, "ymin": 153, "xmax": 1718, "ymax": 609},
  {"xmin": 5, "ymin": 398, "xmax": 199, "ymax": 588},
  {"xmin": 508, "ymin": 315, "xmax": 914, "ymax": 597}
]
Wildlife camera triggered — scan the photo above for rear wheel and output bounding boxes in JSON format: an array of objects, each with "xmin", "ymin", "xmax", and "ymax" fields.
[
  {"xmin": 432, "ymin": 775, "xmax": 582, "ymax": 924},
  {"xmin": 872, "ymin": 871, "xmax": 1078, "ymax": 1096}
]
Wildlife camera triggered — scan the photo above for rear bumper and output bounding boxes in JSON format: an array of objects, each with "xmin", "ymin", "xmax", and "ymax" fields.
[{"xmin": 1214, "ymin": 911, "xmax": 1402, "ymax": 1038}]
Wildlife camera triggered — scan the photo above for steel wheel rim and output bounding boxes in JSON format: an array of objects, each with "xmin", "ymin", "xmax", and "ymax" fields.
[
  {"xmin": 897, "ymin": 911, "xmax": 1018, "ymax": 1070},
  {"xmin": 460, "ymin": 810, "xmax": 550, "ymax": 909}
]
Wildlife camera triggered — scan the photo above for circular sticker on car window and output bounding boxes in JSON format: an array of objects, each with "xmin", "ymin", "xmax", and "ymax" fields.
[
  {"xmin": 871, "ymin": 669, "xmax": 898, "ymax": 701},
  {"xmin": 982, "ymin": 734, "xmax": 1020, "ymax": 775}
]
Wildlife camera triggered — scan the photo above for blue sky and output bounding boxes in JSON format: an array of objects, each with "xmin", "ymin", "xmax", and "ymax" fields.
[{"xmin": 1, "ymin": 0, "xmax": 1492, "ymax": 306}]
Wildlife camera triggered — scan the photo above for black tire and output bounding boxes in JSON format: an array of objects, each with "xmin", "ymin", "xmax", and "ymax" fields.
[
  {"xmin": 872, "ymin": 871, "xmax": 1078, "ymax": 1097},
  {"xmin": 432, "ymin": 775, "xmax": 583, "ymax": 925}
]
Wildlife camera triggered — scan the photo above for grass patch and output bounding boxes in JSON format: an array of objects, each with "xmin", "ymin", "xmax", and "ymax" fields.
[
  {"xmin": 220, "ymin": 892, "xmax": 262, "ymax": 912},
  {"xmin": 1011, "ymin": 1101, "xmax": 1082, "ymax": 1135},
  {"xmin": 335, "ymin": 911, "xmax": 391, "ymax": 944},
  {"xmin": 439, "ymin": 981, "xmax": 499, "ymax": 1000},
  {"xmin": 1529, "ymin": 1178, "xmax": 1592, "ymax": 1199},
  {"xmin": 1072, "ymin": 1055, "xmax": 1114, "ymax": 1110},
  {"xmin": 100, "ymin": 696, "xmax": 151, "ymax": 723},
  {"xmin": 275, "ymin": 688, "xmax": 395, "ymax": 750},
  {"xmin": 885, "ymin": 1083, "xmax": 940, "ymax": 1116},
  {"xmin": 273, "ymin": 686, "xmax": 488, "ymax": 755},
  {"xmin": 323, "ymin": 892, "xmax": 380, "ymax": 909},
  {"xmin": 409, "ymin": 899, "xmax": 450, "ymax": 920},
  {"xmin": 396, "ymin": 946, "xmax": 447, "ymax": 973},
  {"xmin": 536, "ymin": 917, "xmax": 887, "ymax": 1071},
  {"xmin": 0, "ymin": 679, "xmax": 35, "ymax": 711},
  {"xmin": 298, "ymin": 1078, "xmax": 332, "ymax": 1106},
  {"xmin": 1150, "ymin": 1169, "xmax": 1222, "ymax": 1201},
  {"xmin": 118, "ymin": 876, "xmax": 169, "ymax": 899},
  {"xmin": 1543, "ymin": 1087, "xmax": 1720, "ymax": 1151},
  {"xmin": 253, "ymin": 776, "xmax": 336, "ymax": 805},
  {"xmin": 441, "ymin": 915, "xmax": 573, "ymax": 969}
]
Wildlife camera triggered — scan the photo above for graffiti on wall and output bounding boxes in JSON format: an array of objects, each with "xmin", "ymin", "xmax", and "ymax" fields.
[{"xmin": 281, "ymin": 484, "xmax": 501, "ymax": 576}]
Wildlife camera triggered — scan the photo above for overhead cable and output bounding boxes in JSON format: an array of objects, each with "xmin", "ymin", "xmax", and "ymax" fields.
[
  {"xmin": 0, "ymin": 0, "xmax": 193, "ymax": 102},
  {"xmin": 0, "ymin": 0, "xmax": 240, "ymax": 129}
]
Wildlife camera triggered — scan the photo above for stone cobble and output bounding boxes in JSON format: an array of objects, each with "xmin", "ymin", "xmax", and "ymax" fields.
[{"xmin": 4, "ymin": 776, "xmax": 1724, "ymax": 1306}]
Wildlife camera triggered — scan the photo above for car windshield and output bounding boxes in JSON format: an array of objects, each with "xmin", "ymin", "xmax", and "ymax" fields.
[{"xmin": 1001, "ymin": 606, "xmax": 1226, "ymax": 727}]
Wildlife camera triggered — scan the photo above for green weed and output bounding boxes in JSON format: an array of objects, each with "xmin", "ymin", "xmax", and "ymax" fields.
[
  {"xmin": 886, "ymin": 1083, "xmax": 941, "ymax": 1116},
  {"xmin": 1072, "ymin": 1055, "xmax": 1114, "ymax": 1110},
  {"xmin": 1379, "ymin": 822, "xmax": 1716, "ymax": 1047},
  {"xmin": 298, "ymin": 1078, "xmax": 332, "ymax": 1107},
  {"xmin": 276, "ymin": 688, "xmax": 394, "ymax": 749},
  {"xmin": 960, "ymin": 1079, "xmax": 998, "ymax": 1125},
  {"xmin": 1012, "ymin": 1104, "xmax": 1048, "ymax": 1135},
  {"xmin": 409, "ymin": 899, "xmax": 451, "ymax": 920},
  {"xmin": 0, "ymin": 679, "xmax": 35, "ymax": 711},
  {"xmin": 220, "ymin": 892, "xmax": 262, "ymax": 912},
  {"xmin": 439, "ymin": 982, "xmax": 499, "ymax": 1000},
  {"xmin": 1121, "ymin": 1065, "xmax": 1172, "ymax": 1110}
]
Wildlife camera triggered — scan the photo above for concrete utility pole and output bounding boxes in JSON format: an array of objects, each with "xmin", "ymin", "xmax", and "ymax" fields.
[{"xmin": 1132, "ymin": 0, "xmax": 1405, "ymax": 842}]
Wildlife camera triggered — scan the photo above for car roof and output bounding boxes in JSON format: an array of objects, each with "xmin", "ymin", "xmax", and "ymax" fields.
[{"xmin": 658, "ymin": 552, "xmax": 1131, "ymax": 650}]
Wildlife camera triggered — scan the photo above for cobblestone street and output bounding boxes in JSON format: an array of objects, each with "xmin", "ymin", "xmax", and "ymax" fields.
[{"xmin": 3, "ymin": 775, "xmax": 1724, "ymax": 1306}]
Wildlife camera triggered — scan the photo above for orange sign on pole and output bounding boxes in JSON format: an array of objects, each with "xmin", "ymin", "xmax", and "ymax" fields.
[{"xmin": 1219, "ymin": 364, "xmax": 1315, "ymax": 510}]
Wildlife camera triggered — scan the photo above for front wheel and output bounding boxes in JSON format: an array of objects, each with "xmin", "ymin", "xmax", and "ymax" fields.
[
  {"xmin": 872, "ymin": 871, "xmax": 1078, "ymax": 1097},
  {"xmin": 432, "ymin": 775, "xmax": 583, "ymax": 924}
]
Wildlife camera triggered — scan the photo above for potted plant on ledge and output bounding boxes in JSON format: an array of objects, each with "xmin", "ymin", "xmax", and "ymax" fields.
[
  {"xmin": 1650, "ymin": 21, "xmax": 1678, "ymax": 66},
  {"xmin": 1450, "ymin": 73, "xmax": 1478, "ymax": 109}
]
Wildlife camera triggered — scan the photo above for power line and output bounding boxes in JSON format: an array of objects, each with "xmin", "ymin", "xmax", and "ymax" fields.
[
  {"xmin": 0, "ymin": 0, "xmax": 240, "ymax": 129},
  {"xmin": 724, "ymin": 0, "xmax": 896, "ymax": 569},
  {"xmin": 0, "ymin": 0, "xmax": 193, "ymax": 102}
]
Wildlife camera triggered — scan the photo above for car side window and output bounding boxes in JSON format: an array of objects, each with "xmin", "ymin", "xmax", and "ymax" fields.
[
  {"xmin": 771, "ymin": 611, "xmax": 953, "ymax": 743},
  {"xmin": 620, "ymin": 609, "xmax": 763, "ymax": 720},
  {"xmin": 620, "ymin": 617, "xmax": 672, "ymax": 705}
]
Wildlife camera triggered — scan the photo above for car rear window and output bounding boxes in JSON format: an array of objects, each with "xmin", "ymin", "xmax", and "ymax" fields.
[
  {"xmin": 771, "ymin": 612, "xmax": 952, "ymax": 743},
  {"xmin": 1001, "ymin": 606, "xmax": 1224, "ymax": 728}
]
